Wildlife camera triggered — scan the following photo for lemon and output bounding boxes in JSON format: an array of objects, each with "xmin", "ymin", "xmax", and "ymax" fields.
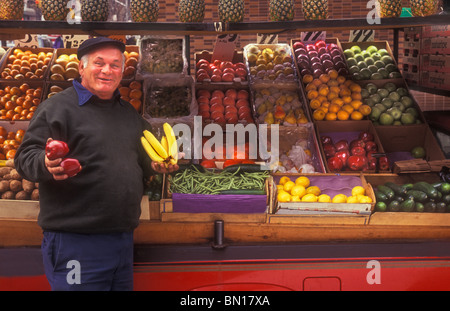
[
  {"xmin": 306, "ymin": 186, "xmax": 321, "ymax": 196},
  {"xmin": 291, "ymin": 195, "xmax": 301, "ymax": 202},
  {"xmin": 279, "ymin": 176, "xmax": 291, "ymax": 185},
  {"xmin": 295, "ymin": 176, "xmax": 310, "ymax": 188},
  {"xmin": 317, "ymin": 194, "xmax": 331, "ymax": 203},
  {"xmin": 283, "ymin": 181, "xmax": 296, "ymax": 192},
  {"xmin": 351, "ymin": 186, "xmax": 366, "ymax": 196},
  {"xmin": 346, "ymin": 195, "xmax": 359, "ymax": 204},
  {"xmin": 332, "ymin": 193, "xmax": 347, "ymax": 203},
  {"xmin": 290, "ymin": 185, "xmax": 306, "ymax": 198},
  {"xmin": 359, "ymin": 196, "xmax": 373, "ymax": 203},
  {"xmin": 301, "ymin": 193, "xmax": 318, "ymax": 202},
  {"xmin": 276, "ymin": 184, "xmax": 284, "ymax": 191},
  {"xmin": 277, "ymin": 190, "xmax": 291, "ymax": 203}
]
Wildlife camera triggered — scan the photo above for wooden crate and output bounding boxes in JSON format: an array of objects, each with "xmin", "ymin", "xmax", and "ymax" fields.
[
  {"xmin": 267, "ymin": 173, "xmax": 374, "ymax": 225},
  {"xmin": 159, "ymin": 199, "xmax": 267, "ymax": 223}
]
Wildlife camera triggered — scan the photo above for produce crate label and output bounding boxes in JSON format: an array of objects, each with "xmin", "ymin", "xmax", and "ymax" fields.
[
  {"xmin": 212, "ymin": 34, "xmax": 239, "ymax": 62},
  {"xmin": 301, "ymin": 31, "xmax": 326, "ymax": 44},
  {"xmin": 63, "ymin": 35, "xmax": 89, "ymax": 49},
  {"xmin": 14, "ymin": 34, "xmax": 39, "ymax": 48},
  {"xmin": 349, "ymin": 29, "xmax": 375, "ymax": 42},
  {"xmin": 256, "ymin": 33, "xmax": 278, "ymax": 44}
]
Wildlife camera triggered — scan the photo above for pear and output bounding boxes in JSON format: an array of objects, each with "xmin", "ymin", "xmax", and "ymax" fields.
[
  {"xmin": 264, "ymin": 112, "xmax": 275, "ymax": 125},
  {"xmin": 284, "ymin": 111, "xmax": 297, "ymax": 125}
]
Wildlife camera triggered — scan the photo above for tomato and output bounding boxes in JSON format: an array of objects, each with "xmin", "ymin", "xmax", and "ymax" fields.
[
  {"xmin": 223, "ymin": 159, "xmax": 241, "ymax": 168},
  {"xmin": 200, "ymin": 159, "xmax": 217, "ymax": 169}
]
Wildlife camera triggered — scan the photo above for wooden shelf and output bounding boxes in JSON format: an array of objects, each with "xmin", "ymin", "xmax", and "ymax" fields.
[{"xmin": 0, "ymin": 15, "xmax": 448, "ymax": 37}]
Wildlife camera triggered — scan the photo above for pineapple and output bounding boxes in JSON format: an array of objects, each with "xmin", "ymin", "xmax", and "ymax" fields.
[
  {"xmin": 81, "ymin": 0, "xmax": 109, "ymax": 21},
  {"xmin": 269, "ymin": 0, "xmax": 295, "ymax": 21},
  {"xmin": 41, "ymin": 0, "xmax": 70, "ymax": 21},
  {"xmin": 301, "ymin": 0, "xmax": 328, "ymax": 20},
  {"xmin": 218, "ymin": 0, "xmax": 245, "ymax": 23},
  {"xmin": 410, "ymin": 0, "xmax": 438, "ymax": 16},
  {"xmin": 179, "ymin": 0, "xmax": 205, "ymax": 22},
  {"xmin": 130, "ymin": 0, "xmax": 159, "ymax": 22},
  {"xmin": 378, "ymin": 0, "xmax": 402, "ymax": 17},
  {"xmin": 0, "ymin": 0, "xmax": 24, "ymax": 20}
]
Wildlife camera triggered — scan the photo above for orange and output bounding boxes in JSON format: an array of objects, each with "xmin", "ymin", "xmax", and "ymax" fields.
[
  {"xmin": 329, "ymin": 103, "xmax": 341, "ymax": 113},
  {"xmin": 307, "ymin": 90, "xmax": 318, "ymax": 100},
  {"xmin": 325, "ymin": 112, "xmax": 337, "ymax": 121},
  {"xmin": 344, "ymin": 79, "xmax": 353, "ymax": 87},
  {"xmin": 309, "ymin": 99, "xmax": 321, "ymax": 110},
  {"xmin": 313, "ymin": 109, "xmax": 326, "ymax": 121},
  {"xmin": 358, "ymin": 104, "xmax": 372, "ymax": 116},
  {"xmin": 327, "ymin": 79, "xmax": 339, "ymax": 87},
  {"xmin": 327, "ymin": 91, "xmax": 339, "ymax": 101},
  {"xmin": 318, "ymin": 85, "xmax": 329, "ymax": 97},
  {"xmin": 339, "ymin": 87, "xmax": 351, "ymax": 97},
  {"xmin": 337, "ymin": 109, "xmax": 350, "ymax": 121},
  {"xmin": 330, "ymin": 86, "xmax": 341, "ymax": 94},
  {"xmin": 321, "ymin": 101, "xmax": 330, "ymax": 110},
  {"xmin": 349, "ymin": 83, "xmax": 362, "ymax": 93},
  {"xmin": 302, "ymin": 74, "xmax": 313, "ymax": 84},
  {"xmin": 351, "ymin": 92, "xmax": 362, "ymax": 100},
  {"xmin": 350, "ymin": 110, "xmax": 364, "ymax": 120},
  {"xmin": 319, "ymin": 73, "xmax": 331, "ymax": 84},
  {"xmin": 337, "ymin": 76, "xmax": 346, "ymax": 85},
  {"xmin": 316, "ymin": 106, "xmax": 328, "ymax": 113},
  {"xmin": 331, "ymin": 97, "xmax": 344, "ymax": 107},
  {"xmin": 328, "ymin": 69, "xmax": 339, "ymax": 80},
  {"xmin": 342, "ymin": 95, "xmax": 353, "ymax": 104},
  {"xmin": 342, "ymin": 104, "xmax": 354, "ymax": 114},
  {"xmin": 350, "ymin": 100, "xmax": 363, "ymax": 110},
  {"xmin": 316, "ymin": 95, "xmax": 328, "ymax": 103},
  {"xmin": 305, "ymin": 83, "xmax": 317, "ymax": 92},
  {"xmin": 312, "ymin": 79, "xmax": 322, "ymax": 87}
]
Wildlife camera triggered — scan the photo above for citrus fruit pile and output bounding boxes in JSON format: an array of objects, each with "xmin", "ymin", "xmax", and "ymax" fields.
[
  {"xmin": 277, "ymin": 176, "xmax": 372, "ymax": 204},
  {"xmin": 302, "ymin": 69, "xmax": 371, "ymax": 121}
]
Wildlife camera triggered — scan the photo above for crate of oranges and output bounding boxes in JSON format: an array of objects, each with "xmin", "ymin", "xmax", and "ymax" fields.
[
  {"xmin": 0, "ymin": 47, "xmax": 54, "ymax": 81},
  {"xmin": 118, "ymin": 80, "xmax": 143, "ymax": 113},
  {"xmin": 301, "ymin": 69, "xmax": 372, "ymax": 122},
  {"xmin": 0, "ymin": 123, "xmax": 27, "ymax": 160},
  {"xmin": 0, "ymin": 81, "xmax": 43, "ymax": 121}
]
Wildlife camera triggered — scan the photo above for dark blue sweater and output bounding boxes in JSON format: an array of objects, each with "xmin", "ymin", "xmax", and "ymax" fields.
[{"xmin": 14, "ymin": 86, "xmax": 153, "ymax": 234}]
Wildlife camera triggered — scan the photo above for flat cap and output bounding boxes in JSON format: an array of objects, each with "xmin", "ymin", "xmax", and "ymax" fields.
[{"xmin": 77, "ymin": 37, "xmax": 126, "ymax": 60}]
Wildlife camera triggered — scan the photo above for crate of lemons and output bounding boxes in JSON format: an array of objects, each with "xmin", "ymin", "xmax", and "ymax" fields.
[{"xmin": 275, "ymin": 175, "xmax": 374, "ymax": 214}]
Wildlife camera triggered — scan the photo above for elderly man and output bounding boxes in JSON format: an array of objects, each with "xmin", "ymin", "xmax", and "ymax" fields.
[{"xmin": 14, "ymin": 37, "xmax": 177, "ymax": 291}]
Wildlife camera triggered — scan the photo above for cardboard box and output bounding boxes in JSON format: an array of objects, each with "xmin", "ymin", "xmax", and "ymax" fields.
[
  {"xmin": 421, "ymin": 71, "xmax": 450, "ymax": 91},
  {"xmin": 421, "ymin": 54, "xmax": 450, "ymax": 73},
  {"xmin": 340, "ymin": 41, "xmax": 400, "ymax": 81},
  {"xmin": 315, "ymin": 120, "xmax": 386, "ymax": 173},
  {"xmin": 0, "ymin": 47, "xmax": 55, "ymax": 82},
  {"xmin": 243, "ymin": 43, "xmax": 298, "ymax": 87},
  {"xmin": 375, "ymin": 123, "xmax": 445, "ymax": 173},
  {"xmin": 267, "ymin": 173, "xmax": 374, "ymax": 225},
  {"xmin": 194, "ymin": 49, "xmax": 248, "ymax": 86},
  {"xmin": 421, "ymin": 36, "xmax": 450, "ymax": 54},
  {"xmin": 422, "ymin": 25, "xmax": 450, "ymax": 38}
]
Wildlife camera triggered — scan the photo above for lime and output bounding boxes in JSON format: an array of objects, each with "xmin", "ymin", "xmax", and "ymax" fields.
[
  {"xmin": 375, "ymin": 201, "xmax": 387, "ymax": 212},
  {"xmin": 411, "ymin": 146, "xmax": 426, "ymax": 159}
]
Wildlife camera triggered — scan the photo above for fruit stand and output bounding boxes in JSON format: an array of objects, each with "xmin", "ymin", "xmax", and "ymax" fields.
[{"xmin": 1, "ymin": 1, "xmax": 450, "ymax": 292}]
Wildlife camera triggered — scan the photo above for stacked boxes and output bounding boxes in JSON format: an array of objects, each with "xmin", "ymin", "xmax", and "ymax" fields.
[
  {"xmin": 421, "ymin": 25, "xmax": 450, "ymax": 91},
  {"xmin": 402, "ymin": 25, "xmax": 450, "ymax": 91}
]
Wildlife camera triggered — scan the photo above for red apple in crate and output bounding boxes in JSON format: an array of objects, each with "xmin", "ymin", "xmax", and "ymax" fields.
[
  {"xmin": 335, "ymin": 150, "xmax": 350, "ymax": 167},
  {"xmin": 334, "ymin": 140, "xmax": 349, "ymax": 152},
  {"xmin": 328, "ymin": 156, "xmax": 343, "ymax": 171},
  {"xmin": 348, "ymin": 155, "xmax": 366, "ymax": 171},
  {"xmin": 351, "ymin": 146, "xmax": 366, "ymax": 157},
  {"xmin": 359, "ymin": 131, "xmax": 374, "ymax": 142},
  {"xmin": 293, "ymin": 41, "xmax": 305, "ymax": 50},
  {"xmin": 323, "ymin": 143, "xmax": 337, "ymax": 158},
  {"xmin": 365, "ymin": 141, "xmax": 378, "ymax": 153}
]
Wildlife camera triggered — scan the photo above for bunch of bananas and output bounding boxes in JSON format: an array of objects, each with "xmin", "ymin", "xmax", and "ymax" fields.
[{"xmin": 141, "ymin": 123, "xmax": 178, "ymax": 167}]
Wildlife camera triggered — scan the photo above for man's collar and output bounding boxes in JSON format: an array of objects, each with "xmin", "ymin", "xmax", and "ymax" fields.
[{"xmin": 72, "ymin": 78, "xmax": 123, "ymax": 106}]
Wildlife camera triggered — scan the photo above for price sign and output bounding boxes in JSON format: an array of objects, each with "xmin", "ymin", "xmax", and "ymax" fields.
[
  {"xmin": 211, "ymin": 34, "xmax": 239, "ymax": 62},
  {"xmin": 301, "ymin": 31, "xmax": 326, "ymax": 44},
  {"xmin": 14, "ymin": 34, "xmax": 40, "ymax": 48},
  {"xmin": 257, "ymin": 33, "xmax": 278, "ymax": 44},
  {"xmin": 63, "ymin": 34, "xmax": 89, "ymax": 49},
  {"xmin": 349, "ymin": 30, "xmax": 375, "ymax": 42}
]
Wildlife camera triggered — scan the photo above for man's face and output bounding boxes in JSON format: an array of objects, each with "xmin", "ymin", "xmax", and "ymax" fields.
[{"xmin": 79, "ymin": 46, "xmax": 123, "ymax": 100}]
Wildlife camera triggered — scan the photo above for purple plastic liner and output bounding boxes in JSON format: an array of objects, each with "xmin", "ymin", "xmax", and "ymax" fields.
[
  {"xmin": 274, "ymin": 175, "xmax": 363, "ymax": 197},
  {"xmin": 172, "ymin": 193, "xmax": 267, "ymax": 213}
]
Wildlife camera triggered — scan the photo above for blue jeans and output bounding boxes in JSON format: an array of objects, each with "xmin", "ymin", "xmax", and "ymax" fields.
[{"xmin": 42, "ymin": 231, "xmax": 134, "ymax": 291}]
